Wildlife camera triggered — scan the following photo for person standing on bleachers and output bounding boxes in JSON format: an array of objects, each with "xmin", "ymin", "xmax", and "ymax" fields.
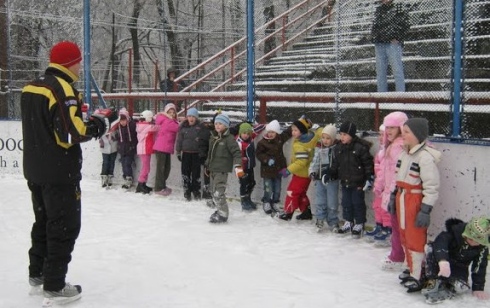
[{"xmin": 371, "ymin": 0, "xmax": 410, "ymax": 92}]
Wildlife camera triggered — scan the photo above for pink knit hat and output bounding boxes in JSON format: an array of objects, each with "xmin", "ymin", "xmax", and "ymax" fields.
[
  {"xmin": 383, "ymin": 111, "xmax": 408, "ymax": 143},
  {"xmin": 383, "ymin": 111, "xmax": 408, "ymax": 128},
  {"xmin": 164, "ymin": 103, "xmax": 176, "ymax": 114}
]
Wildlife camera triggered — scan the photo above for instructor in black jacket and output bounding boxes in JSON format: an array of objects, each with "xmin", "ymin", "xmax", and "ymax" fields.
[{"xmin": 21, "ymin": 41, "xmax": 113, "ymax": 304}]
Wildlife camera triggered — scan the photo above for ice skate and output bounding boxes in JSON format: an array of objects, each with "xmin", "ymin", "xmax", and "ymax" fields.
[
  {"xmin": 209, "ymin": 211, "xmax": 227, "ymax": 223},
  {"xmin": 122, "ymin": 176, "xmax": 133, "ymax": 189},
  {"xmin": 28, "ymin": 276, "xmax": 44, "ymax": 296},
  {"xmin": 100, "ymin": 175, "xmax": 108, "ymax": 188},
  {"xmin": 337, "ymin": 221, "xmax": 353, "ymax": 234},
  {"xmin": 42, "ymin": 283, "xmax": 82, "ymax": 307},
  {"xmin": 351, "ymin": 223, "xmax": 364, "ymax": 239}
]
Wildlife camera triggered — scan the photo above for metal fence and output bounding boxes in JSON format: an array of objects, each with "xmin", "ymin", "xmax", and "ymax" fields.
[{"xmin": 1, "ymin": 0, "xmax": 490, "ymax": 140}]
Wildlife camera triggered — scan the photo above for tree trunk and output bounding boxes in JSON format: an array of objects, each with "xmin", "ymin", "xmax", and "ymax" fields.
[
  {"xmin": 129, "ymin": 0, "xmax": 144, "ymax": 86},
  {"xmin": 263, "ymin": 1, "xmax": 276, "ymax": 59},
  {"xmin": 156, "ymin": 0, "xmax": 185, "ymax": 74}
]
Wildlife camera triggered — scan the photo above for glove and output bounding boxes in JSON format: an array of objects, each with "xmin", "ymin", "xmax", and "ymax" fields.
[
  {"xmin": 88, "ymin": 113, "xmax": 110, "ymax": 139},
  {"xmin": 438, "ymin": 260, "xmax": 451, "ymax": 278},
  {"xmin": 279, "ymin": 168, "xmax": 290, "ymax": 178},
  {"xmin": 309, "ymin": 172, "xmax": 317, "ymax": 180},
  {"xmin": 235, "ymin": 167, "xmax": 245, "ymax": 178},
  {"xmin": 311, "ymin": 123, "xmax": 320, "ymax": 130},
  {"xmin": 177, "ymin": 153, "xmax": 182, "ymax": 162},
  {"xmin": 415, "ymin": 203, "xmax": 432, "ymax": 228},
  {"xmin": 387, "ymin": 191, "xmax": 397, "ymax": 214},
  {"xmin": 363, "ymin": 175, "xmax": 374, "ymax": 191},
  {"xmin": 268, "ymin": 158, "xmax": 275, "ymax": 166},
  {"xmin": 95, "ymin": 107, "xmax": 118, "ymax": 123}
]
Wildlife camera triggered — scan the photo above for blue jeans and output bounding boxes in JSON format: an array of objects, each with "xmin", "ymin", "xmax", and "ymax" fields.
[
  {"xmin": 341, "ymin": 186, "xmax": 367, "ymax": 224},
  {"xmin": 262, "ymin": 176, "xmax": 282, "ymax": 203},
  {"xmin": 120, "ymin": 154, "xmax": 135, "ymax": 179},
  {"xmin": 375, "ymin": 42, "xmax": 405, "ymax": 92},
  {"xmin": 313, "ymin": 179, "xmax": 340, "ymax": 227},
  {"xmin": 101, "ymin": 152, "xmax": 117, "ymax": 176}
]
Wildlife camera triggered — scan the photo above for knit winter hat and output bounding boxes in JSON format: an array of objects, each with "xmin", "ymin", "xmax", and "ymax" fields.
[
  {"xmin": 186, "ymin": 107, "xmax": 199, "ymax": 118},
  {"xmin": 214, "ymin": 113, "xmax": 230, "ymax": 128},
  {"xmin": 339, "ymin": 121, "xmax": 357, "ymax": 138},
  {"xmin": 265, "ymin": 120, "xmax": 282, "ymax": 134},
  {"xmin": 119, "ymin": 107, "xmax": 130, "ymax": 120},
  {"xmin": 293, "ymin": 116, "xmax": 311, "ymax": 135},
  {"xmin": 462, "ymin": 217, "xmax": 490, "ymax": 246},
  {"xmin": 404, "ymin": 118, "xmax": 429, "ymax": 143},
  {"xmin": 49, "ymin": 41, "xmax": 82, "ymax": 68},
  {"xmin": 384, "ymin": 111, "xmax": 408, "ymax": 128},
  {"xmin": 322, "ymin": 124, "xmax": 337, "ymax": 139},
  {"xmin": 164, "ymin": 103, "xmax": 176, "ymax": 114},
  {"xmin": 141, "ymin": 110, "xmax": 153, "ymax": 122},
  {"xmin": 239, "ymin": 123, "xmax": 253, "ymax": 134}
]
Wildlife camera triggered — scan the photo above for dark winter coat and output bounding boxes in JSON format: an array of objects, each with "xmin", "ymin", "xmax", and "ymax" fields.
[
  {"xmin": 115, "ymin": 120, "xmax": 138, "ymax": 157},
  {"xmin": 205, "ymin": 129, "xmax": 242, "ymax": 173},
  {"xmin": 236, "ymin": 136, "xmax": 256, "ymax": 170},
  {"xmin": 256, "ymin": 127, "xmax": 291, "ymax": 178},
  {"xmin": 371, "ymin": 1, "xmax": 410, "ymax": 43},
  {"xmin": 432, "ymin": 218, "xmax": 488, "ymax": 291},
  {"xmin": 175, "ymin": 119, "xmax": 210, "ymax": 157},
  {"xmin": 160, "ymin": 78, "xmax": 185, "ymax": 93},
  {"xmin": 21, "ymin": 64, "xmax": 94, "ymax": 185},
  {"xmin": 331, "ymin": 137, "xmax": 373, "ymax": 188}
]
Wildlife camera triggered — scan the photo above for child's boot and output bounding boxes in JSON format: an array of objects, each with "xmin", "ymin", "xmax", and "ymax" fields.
[
  {"xmin": 107, "ymin": 175, "xmax": 114, "ymax": 187},
  {"xmin": 193, "ymin": 190, "xmax": 201, "ymax": 200},
  {"xmin": 122, "ymin": 176, "xmax": 133, "ymax": 189},
  {"xmin": 365, "ymin": 223, "xmax": 382, "ymax": 242},
  {"xmin": 262, "ymin": 202, "xmax": 272, "ymax": 214},
  {"xmin": 101, "ymin": 175, "xmax": 108, "ymax": 188},
  {"xmin": 296, "ymin": 206, "xmax": 313, "ymax": 220},
  {"xmin": 241, "ymin": 196, "xmax": 255, "ymax": 211},
  {"xmin": 184, "ymin": 190, "xmax": 192, "ymax": 201},
  {"xmin": 202, "ymin": 185, "xmax": 212, "ymax": 199},
  {"xmin": 136, "ymin": 182, "xmax": 150, "ymax": 194}
]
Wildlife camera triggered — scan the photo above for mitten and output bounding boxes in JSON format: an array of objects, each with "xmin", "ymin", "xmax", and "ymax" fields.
[
  {"xmin": 363, "ymin": 175, "xmax": 374, "ymax": 191},
  {"xmin": 235, "ymin": 167, "xmax": 245, "ymax": 178},
  {"xmin": 177, "ymin": 153, "xmax": 182, "ymax": 162},
  {"xmin": 268, "ymin": 158, "xmax": 275, "ymax": 167},
  {"xmin": 387, "ymin": 191, "xmax": 397, "ymax": 214},
  {"xmin": 87, "ymin": 114, "xmax": 110, "ymax": 139},
  {"xmin": 415, "ymin": 203, "xmax": 432, "ymax": 227},
  {"xmin": 279, "ymin": 168, "xmax": 290, "ymax": 178},
  {"xmin": 438, "ymin": 260, "xmax": 451, "ymax": 278}
]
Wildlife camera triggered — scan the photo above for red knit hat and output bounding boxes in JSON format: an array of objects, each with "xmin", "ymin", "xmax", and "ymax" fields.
[{"xmin": 49, "ymin": 41, "xmax": 82, "ymax": 68}]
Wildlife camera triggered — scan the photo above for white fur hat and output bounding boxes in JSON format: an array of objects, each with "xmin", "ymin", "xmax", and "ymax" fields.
[
  {"xmin": 141, "ymin": 110, "xmax": 153, "ymax": 122},
  {"xmin": 322, "ymin": 124, "xmax": 337, "ymax": 139},
  {"xmin": 265, "ymin": 120, "xmax": 282, "ymax": 134}
]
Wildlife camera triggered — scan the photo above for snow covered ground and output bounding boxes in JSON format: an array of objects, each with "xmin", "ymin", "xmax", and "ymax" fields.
[{"xmin": 1, "ymin": 174, "xmax": 488, "ymax": 308}]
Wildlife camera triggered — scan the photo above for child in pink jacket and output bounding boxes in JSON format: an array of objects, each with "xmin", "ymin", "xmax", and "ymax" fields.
[
  {"xmin": 135, "ymin": 110, "xmax": 159, "ymax": 194},
  {"xmin": 152, "ymin": 103, "xmax": 179, "ymax": 195},
  {"xmin": 377, "ymin": 111, "xmax": 408, "ymax": 270}
]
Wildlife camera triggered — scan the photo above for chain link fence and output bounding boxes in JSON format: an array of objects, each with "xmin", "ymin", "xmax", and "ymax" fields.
[{"xmin": 1, "ymin": 0, "xmax": 490, "ymax": 139}]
